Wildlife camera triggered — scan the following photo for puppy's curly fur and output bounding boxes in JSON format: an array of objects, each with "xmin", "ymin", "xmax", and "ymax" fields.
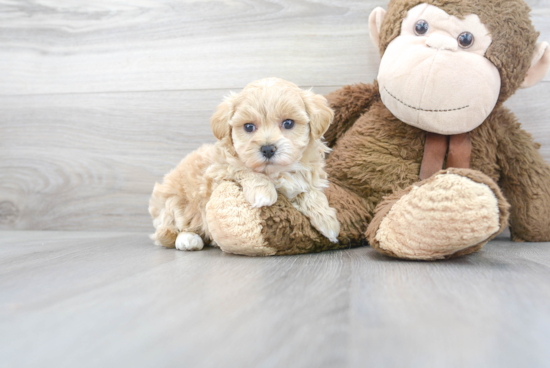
[{"xmin": 149, "ymin": 78, "xmax": 340, "ymax": 251}]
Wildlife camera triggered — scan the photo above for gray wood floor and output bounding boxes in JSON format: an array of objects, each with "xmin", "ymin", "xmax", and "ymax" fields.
[{"xmin": 1, "ymin": 231, "xmax": 550, "ymax": 368}]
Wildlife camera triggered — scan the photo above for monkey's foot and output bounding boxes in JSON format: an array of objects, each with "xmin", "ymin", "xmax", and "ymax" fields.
[
  {"xmin": 206, "ymin": 181, "xmax": 351, "ymax": 256},
  {"xmin": 206, "ymin": 181, "xmax": 276, "ymax": 256},
  {"xmin": 366, "ymin": 168, "xmax": 510, "ymax": 260}
]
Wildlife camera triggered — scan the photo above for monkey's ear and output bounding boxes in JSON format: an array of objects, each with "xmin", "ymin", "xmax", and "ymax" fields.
[
  {"xmin": 210, "ymin": 93, "xmax": 236, "ymax": 140},
  {"xmin": 369, "ymin": 7, "xmax": 386, "ymax": 50},
  {"xmin": 520, "ymin": 41, "xmax": 550, "ymax": 89},
  {"xmin": 302, "ymin": 90, "xmax": 334, "ymax": 140}
]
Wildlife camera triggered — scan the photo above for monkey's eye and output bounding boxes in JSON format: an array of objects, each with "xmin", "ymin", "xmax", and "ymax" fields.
[
  {"xmin": 244, "ymin": 123, "xmax": 256, "ymax": 133},
  {"xmin": 458, "ymin": 32, "xmax": 474, "ymax": 49},
  {"xmin": 414, "ymin": 20, "xmax": 429, "ymax": 36},
  {"xmin": 282, "ymin": 119, "xmax": 295, "ymax": 129}
]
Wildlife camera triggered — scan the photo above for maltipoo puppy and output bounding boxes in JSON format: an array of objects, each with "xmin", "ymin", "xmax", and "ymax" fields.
[{"xmin": 149, "ymin": 77, "xmax": 340, "ymax": 251}]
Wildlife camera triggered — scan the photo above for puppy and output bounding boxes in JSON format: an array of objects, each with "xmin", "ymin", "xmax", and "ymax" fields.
[{"xmin": 149, "ymin": 78, "xmax": 340, "ymax": 251}]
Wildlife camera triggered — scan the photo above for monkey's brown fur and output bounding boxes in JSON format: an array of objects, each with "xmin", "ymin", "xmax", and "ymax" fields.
[{"xmin": 207, "ymin": 0, "xmax": 550, "ymax": 259}]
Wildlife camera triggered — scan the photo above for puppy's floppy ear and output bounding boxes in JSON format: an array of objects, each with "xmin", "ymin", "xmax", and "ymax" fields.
[
  {"xmin": 301, "ymin": 90, "xmax": 334, "ymax": 140},
  {"xmin": 211, "ymin": 93, "xmax": 236, "ymax": 140}
]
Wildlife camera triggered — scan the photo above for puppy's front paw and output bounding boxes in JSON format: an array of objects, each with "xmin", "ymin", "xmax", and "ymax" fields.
[
  {"xmin": 175, "ymin": 232, "xmax": 204, "ymax": 251},
  {"xmin": 310, "ymin": 210, "xmax": 340, "ymax": 243},
  {"xmin": 243, "ymin": 184, "xmax": 278, "ymax": 208}
]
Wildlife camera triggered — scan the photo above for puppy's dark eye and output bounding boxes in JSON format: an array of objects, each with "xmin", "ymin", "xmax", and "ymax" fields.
[
  {"xmin": 244, "ymin": 123, "xmax": 256, "ymax": 133},
  {"xmin": 414, "ymin": 20, "xmax": 429, "ymax": 36},
  {"xmin": 458, "ymin": 32, "xmax": 474, "ymax": 49},
  {"xmin": 282, "ymin": 119, "xmax": 295, "ymax": 129}
]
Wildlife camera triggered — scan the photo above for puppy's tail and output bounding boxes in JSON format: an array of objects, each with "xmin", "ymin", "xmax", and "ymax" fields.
[
  {"xmin": 150, "ymin": 226, "xmax": 178, "ymax": 248},
  {"xmin": 149, "ymin": 182, "xmax": 181, "ymax": 248}
]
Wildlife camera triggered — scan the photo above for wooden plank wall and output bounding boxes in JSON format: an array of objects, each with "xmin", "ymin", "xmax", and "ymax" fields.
[{"xmin": 1, "ymin": 0, "xmax": 549, "ymax": 232}]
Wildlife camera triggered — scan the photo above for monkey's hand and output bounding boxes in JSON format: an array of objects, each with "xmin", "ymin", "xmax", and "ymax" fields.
[{"xmin": 496, "ymin": 112, "xmax": 550, "ymax": 242}]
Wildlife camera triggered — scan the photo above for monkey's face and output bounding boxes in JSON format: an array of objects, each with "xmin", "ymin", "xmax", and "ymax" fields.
[{"xmin": 377, "ymin": 4, "xmax": 501, "ymax": 135}]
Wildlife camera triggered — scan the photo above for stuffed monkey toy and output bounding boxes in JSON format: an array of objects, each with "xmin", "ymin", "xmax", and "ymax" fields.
[{"xmin": 205, "ymin": 0, "xmax": 550, "ymax": 260}]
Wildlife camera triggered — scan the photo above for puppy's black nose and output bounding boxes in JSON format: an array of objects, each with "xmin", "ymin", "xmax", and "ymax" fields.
[{"xmin": 261, "ymin": 145, "xmax": 277, "ymax": 159}]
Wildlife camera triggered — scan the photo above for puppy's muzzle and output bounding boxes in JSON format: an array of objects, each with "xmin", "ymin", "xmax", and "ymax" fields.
[{"xmin": 261, "ymin": 145, "xmax": 277, "ymax": 159}]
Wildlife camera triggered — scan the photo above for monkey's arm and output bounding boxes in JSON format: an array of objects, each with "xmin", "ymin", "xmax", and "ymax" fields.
[
  {"xmin": 323, "ymin": 81, "xmax": 381, "ymax": 147},
  {"xmin": 495, "ymin": 109, "xmax": 550, "ymax": 242}
]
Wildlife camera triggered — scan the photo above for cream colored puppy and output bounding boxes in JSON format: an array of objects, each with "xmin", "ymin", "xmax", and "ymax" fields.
[{"xmin": 149, "ymin": 78, "xmax": 340, "ymax": 251}]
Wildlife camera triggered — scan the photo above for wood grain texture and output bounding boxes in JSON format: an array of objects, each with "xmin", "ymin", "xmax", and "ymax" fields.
[
  {"xmin": 1, "ymin": 83, "xmax": 549, "ymax": 231},
  {"xmin": 0, "ymin": 0, "xmax": 549, "ymax": 96},
  {"xmin": 1, "ymin": 231, "xmax": 549, "ymax": 368},
  {"xmin": 0, "ymin": 89, "xmax": 219, "ymax": 231},
  {"xmin": 0, "ymin": 0, "xmax": 549, "ymax": 231}
]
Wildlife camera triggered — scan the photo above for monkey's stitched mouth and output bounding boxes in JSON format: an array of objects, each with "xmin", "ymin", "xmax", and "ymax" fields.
[{"xmin": 384, "ymin": 87, "xmax": 469, "ymax": 112}]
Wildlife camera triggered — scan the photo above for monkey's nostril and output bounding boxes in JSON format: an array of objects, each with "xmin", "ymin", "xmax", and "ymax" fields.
[{"xmin": 261, "ymin": 145, "xmax": 277, "ymax": 159}]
